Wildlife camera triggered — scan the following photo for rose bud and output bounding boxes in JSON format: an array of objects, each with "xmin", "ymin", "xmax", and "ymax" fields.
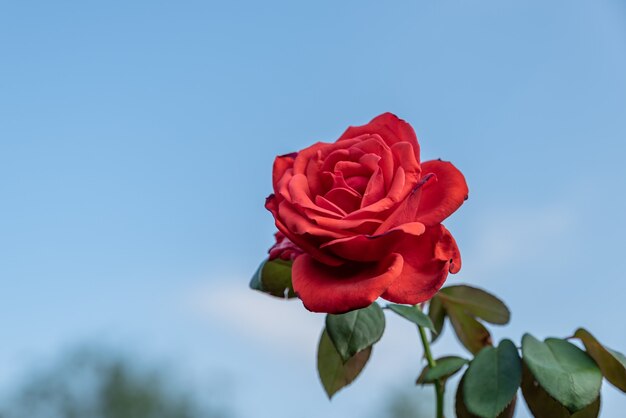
[{"xmin": 268, "ymin": 231, "xmax": 304, "ymax": 261}]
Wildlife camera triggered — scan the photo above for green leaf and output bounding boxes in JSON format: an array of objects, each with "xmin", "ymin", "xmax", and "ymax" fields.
[
  {"xmin": 428, "ymin": 296, "xmax": 446, "ymax": 342},
  {"xmin": 456, "ymin": 375, "xmax": 517, "ymax": 418},
  {"xmin": 249, "ymin": 258, "xmax": 296, "ymax": 298},
  {"xmin": 387, "ymin": 304, "xmax": 435, "ymax": 331},
  {"xmin": 521, "ymin": 364, "xmax": 600, "ymax": 418},
  {"xmin": 416, "ymin": 356, "xmax": 468, "ymax": 384},
  {"xmin": 521, "ymin": 334, "xmax": 602, "ymax": 412},
  {"xmin": 439, "ymin": 285, "xmax": 510, "ymax": 325},
  {"xmin": 317, "ymin": 329, "xmax": 371, "ymax": 399},
  {"xmin": 325, "ymin": 303, "xmax": 385, "ymax": 362},
  {"xmin": 574, "ymin": 328, "xmax": 626, "ymax": 392},
  {"xmin": 446, "ymin": 305, "xmax": 492, "ymax": 355},
  {"xmin": 463, "ymin": 339, "xmax": 521, "ymax": 418}
]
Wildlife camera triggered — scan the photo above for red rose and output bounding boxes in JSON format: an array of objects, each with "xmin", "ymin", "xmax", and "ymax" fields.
[{"xmin": 266, "ymin": 113, "xmax": 468, "ymax": 314}]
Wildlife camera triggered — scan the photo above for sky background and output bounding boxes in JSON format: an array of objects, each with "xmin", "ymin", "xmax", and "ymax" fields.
[{"xmin": 1, "ymin": 0, "xmax": 626, "ymax": 417}]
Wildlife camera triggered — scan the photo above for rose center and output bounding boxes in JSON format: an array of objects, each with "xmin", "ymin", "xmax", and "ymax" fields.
[{"xmin": 317, "ymin": 153, "xmax": 382, "ymax": 214}]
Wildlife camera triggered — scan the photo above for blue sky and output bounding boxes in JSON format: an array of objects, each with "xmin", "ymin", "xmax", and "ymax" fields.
[{"xmin": 1, "ymin": 0, "xmax": 625, "ymax": 416}]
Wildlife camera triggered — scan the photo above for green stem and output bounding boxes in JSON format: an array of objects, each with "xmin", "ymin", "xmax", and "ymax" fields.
[{"xmin": 417, "ymin": 306, "xmax": 445, "ymax": 418}]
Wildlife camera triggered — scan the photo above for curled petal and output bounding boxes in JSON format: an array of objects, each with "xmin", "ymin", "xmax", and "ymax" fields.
[
  {"xmin": 272, "ymin": 153, "xmax": 296, "ymax": 187},
  {"xmin": 289, "ymin": 174, "xmax": 343, "ymax": 219},
  {"xmin": 321, "ymin": 149, "xmax": 351, "ymax": 173},
  {"xmin": 381, "ymin": 225, "xmax": 461, "ymax": 305},
  {"xmin": 292, "ymin": 253, "xmax": 404, "ymax": 314},
  {"xmin": 305, "ymin": 214, "xmax": 382, "ymax": 235},
  {"xmin": 324, "ymin": 187, "xmax": 362, "ymax": 213},
  {"xmin": 373, "ymin": 173, "xmax": 436, "ymax": 234},
  {"xmin": 268, "ymin": 231, "xmax": 303, "ymax": 261},
  {"xmin": 320, "ymin": 222, "xmax": 426, "ymax": 262},
  {"xmin": 359, "ymin": 153, "xmax": 382, "ymax": 171},
  {"xmin": 338, "ymin": 113, "xmax": 420, "ymax": 162},
  {"xmin": 345, "ymin": 176, "xmax": 369, "ymax": 194},
  {"xmin": 276, "ymin": 167, "xmax": 294, "ymax": 202},
  {"xmin": 344, "ymin": 166, "xmax": 406, "ymax": 221},
  {"xmin": 390, "ymin": 142, "xmax": 420, "ymax": 190},
  {"xmin": 266, "ymin": 195, "xmax": 344, "ymax": 266},
  {"xmin": 335, "ymin": 160, "xmax": 371, "ymax": 178},
  {"xmin": 351, "ymin": 136, "xmax": 391, "ymax": 163},
  {"xmin": 292, "ymin": 142, "xmax": 329, "ymax": 175},
  {"xmin": 314, "ymin": 195, "xmax": 347, "ymax": 217},
  {"xmin": 436, "ymin": 225, "xmax": 462, "ymax": 273},
  {"xmin": 326, "ymin": 172, "xmax": 360, "ymax": 196},
  {"xmin": 305, "ymin": 153, "xmax": 325, "ymax": 196},
  {"xmin": 277, "ymin": 201, "xmax": 346, "ymax": 240},
  {"xmin": 417, "ymin": 160, "xmax": 469, "ymax": 226},
  {"xmin": 292, "ymin": 138, "xmax": 362, "ymax": 175},
  {"xmin": 361, "ymin": 167, "xmax": 386, "ymax": 208},
  {"xmin": 353, "ymin": 136, "xmax": 394, "ymax": 190}
]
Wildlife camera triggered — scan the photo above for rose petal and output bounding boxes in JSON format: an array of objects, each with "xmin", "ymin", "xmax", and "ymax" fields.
[
  {"xmin": 305, "ymin": 152, "xmax": 324, "ymax": 196},
  {"xmin": 292, "ymin": 252, "xmax": 404, "ymax": 313},
  {"xmin": 359, "ymin": 153, "xmax": 382, "ymax": 171},
  {"xmin": 353, "ymin": 136, "xmax": 394, "ymax": 190},
  {"xmin": 268, "ymin": 231, "xmax": 303, "ymax": 261},
  {"xmin": 308, "ymin": 215, "xmax": 382, "ymax": 235},
  {"xmin": 325, "ymin": 171, "xmax": 360, "ymax": 196},
  {"xmin": 361, "ymin": 167, "xmax": 385, "ymax": 208},
  {"xmin": 321, "ymin": 149, "xmax": 351, "ymax": 173},
  {"xmin": 351, "ymin": 135, "xmax": 391, "ymax": 158},
  {"xmin": 390, "ymin": 142, "xmax": 420, "ymax": 191},
  {"xmin": 345, "ymin": 176, "xmax": 369, "ymax": 194},
  {"xmin": 320, "ymin": 222, "xmax": 426, "ymax": 262},
  {"xmin": 314, "ymin": 195, "xmax": 347, "ymax": 217},
  {"xmin": 324, "ymin": 187, "xmax": 362, "ymax": 213},
  {"xmin": 417, "ymin": 160, "xmax": 469, "ymax": 226},
  {"xmin": 335, "ymin": 160, "xmax": 371, "ymax": 178},
  {"xmin": 288, "ymin": 174, "xmax": 344, "ymax": 219},
  {"xmin": 272, "ymin": 153, "xmax": 296, "ymax": 187},
  {"xmin": 436, "ymin": 225, "xmax": 462, "ymax": 273},
  {"xmin": 373, "ymin": 173, "xmax": 436, "ymax": 234},
  {"xmin": 381, "ymin": 225, "xmax": 461, "ymax": 305},
  {"xmin": 338, "ymin": 113, "xmax": 420, "ymax": 162},
  {"xmin": 344, "ymin": 166, "xmax": 406, "ymax": 220},
  {"xmin": 293, "ymin": 138, "xmax": 362, "ymax": 175},
  {"xmin": 276, "ymin": 167, "xmax": 294, "ymax": 202},
  {"xmin": 266, "ymin": 195, "xmax": 344, "ymax": 267},
  {"xmin": 278, "ymin": 200, "xmax": 346, "ymax": 239}
]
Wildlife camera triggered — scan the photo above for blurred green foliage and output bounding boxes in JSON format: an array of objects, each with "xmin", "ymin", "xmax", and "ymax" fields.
[
  {"xmin": 0, "ymin": 349, "xmax": 229, "ymax": 418},
  {"xmin": 370, "ymin": 388, "xmax": 432, "ymax": 418},
  {"xmin": 0, "ymin": 345, "xmax": 444, "ymax": 418}
]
